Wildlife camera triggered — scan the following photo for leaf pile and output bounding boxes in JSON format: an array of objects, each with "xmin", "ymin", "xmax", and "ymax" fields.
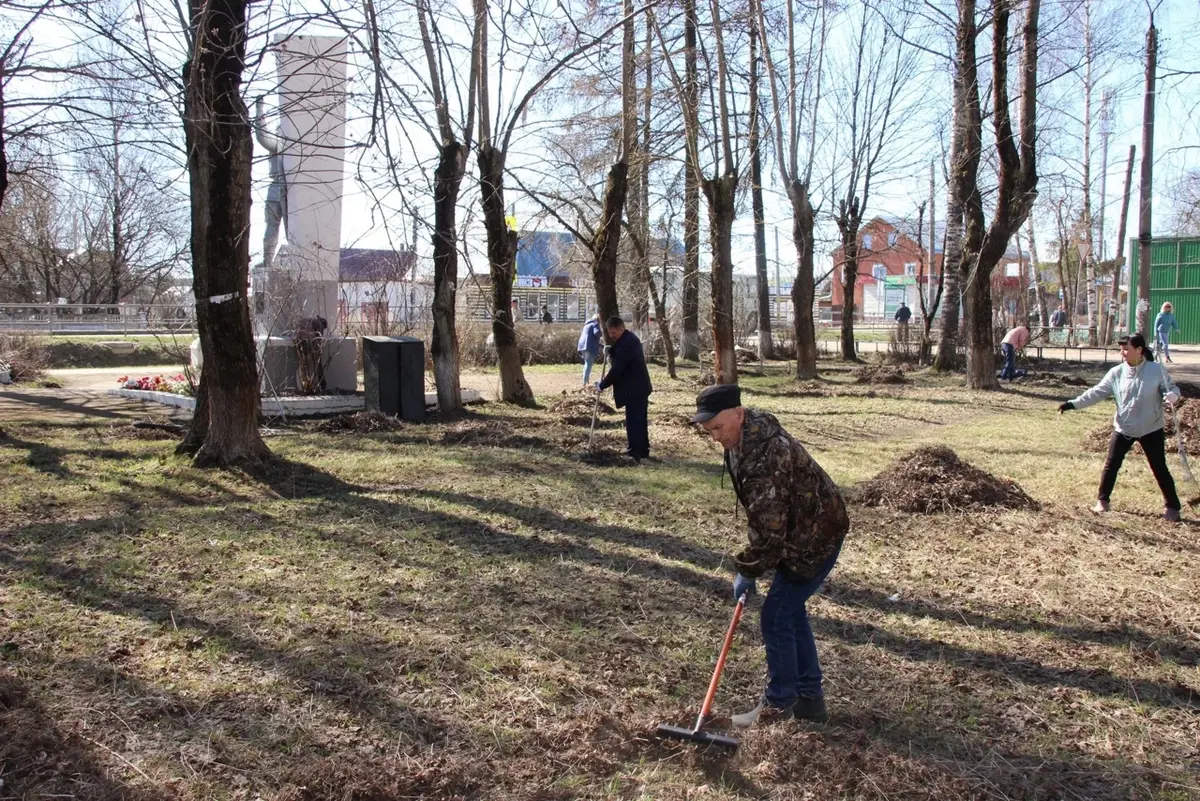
[
  {"xmin": 548, "ymin": 394, "xmax": 615, "ymax": 426},
  {"xmin": 854, "ymin": 364, "xmax": 908, "ymax": 385},
  {"xmin": 314, "ymin": 411, "xmax": 404, "ymax": 434},
  {"xmin": 1081, "ymin": 399, "xmax": 1200, "ymax": 456},
  {"xmin": 856, "ymin": 446, "xmax": 1037, "ymax": 513}
]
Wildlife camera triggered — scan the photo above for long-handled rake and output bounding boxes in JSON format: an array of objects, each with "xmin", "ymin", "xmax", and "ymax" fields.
[
  {"xmin": 655, "ymin": 592, "xmax": 748, "ymax": 750},
  {"xmin": 586, "ymin": 348, "xmax": 609, "ymax": 453},
  {"xmin": 1167, "ymin": 402, "xmax": 1200, "ymax": 507}
]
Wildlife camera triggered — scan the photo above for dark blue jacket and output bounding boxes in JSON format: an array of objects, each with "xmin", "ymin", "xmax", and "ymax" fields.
[
  {"xmin": 599, "ymin": 329, "xmax": 652, "ymax": 408},
  {"xmin": 894, "ymin": 304, "xmax": 911, "ymax": 323},
  {"xmin": 577, "ymin": 318, "xmax": 602, "ymax": 357}
]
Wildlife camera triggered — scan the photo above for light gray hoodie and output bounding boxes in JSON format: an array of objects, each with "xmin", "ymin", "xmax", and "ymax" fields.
[{"xmin": 1069, "ymin": 359, "xmax": 1179, "ymax": 438}]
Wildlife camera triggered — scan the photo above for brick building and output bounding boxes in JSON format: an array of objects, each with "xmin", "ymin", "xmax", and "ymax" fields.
[{"xmin": 830, "ymin": 216, "xmax": 1027, "ymax": 322}]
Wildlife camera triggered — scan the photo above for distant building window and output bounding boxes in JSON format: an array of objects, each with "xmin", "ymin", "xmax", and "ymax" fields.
[
  {"xmin": 872, "ymin": 264, "xmax": 887, "ymax": 281},
  {"xmin": 888, "ymin": 232, "xmax": 899, "ymax": 247},
  {"xmin": 863, "ymin": 234, "xmax": 874, "ymax": 250},
  {"xmin": 1005, "ymin": 262, "xmax": 1021, "ymax": 278},
  {"xmin": 904, "ymin": 262, "xmax": 917, "ymax": 276}
]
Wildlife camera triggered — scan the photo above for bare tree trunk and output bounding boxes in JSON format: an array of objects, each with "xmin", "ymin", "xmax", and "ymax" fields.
[
  {"xmin": 1026, "ymin": 219, "xmax": 1048, "ymax": 328},
  {"xmin": 431, "ymin": 141, "xmax": 465, "ymax": 413},
  {"xmin": 638, "ymin": 24, "xmax": 675, "ymax": 379},
  {"xmin": 182, "ymin": 0, "xmax": 269, "ymax": 467},
  {"xmin": 1083, "ymin": 0, "xmax": 1097, "ymax": 345},
  {"xmin": 836, "ymin": 198, "xmax": 862, "ymax": 362},
  {"xmin": 478, "ymin": 144, "xmax": 534, "ymax": 406},
  {"xmin": 749, "ymin": 21, "xmax": 772, "ymax": 361},
  {"xmin": 591, "ymin": 162, "xmax": 628, "ymax": 327},
  {"xmin": 680, "ymin": 0, "xmax": 700, "ymax": 361},
  {"xmin": 1135, "ymin": 20, "xmax": 1156, "ymax": 338},
  {"xmin": 789, "ymin": 181, "xmax": 817, "ymax": 378},
  {"xmin": 703, "ymin": 175, "xmax": 738, "ymax": 383},
  {"xmin": 177, "ymin": 371, "xmax": 209, "ymax": 454},
  {"xmin": 1110, "ymin": 144, "xmax": 1135, "ymax": 335},
  {"xmin": 0, "ymin": 67, "xmax": 7, "ymax": 209}
]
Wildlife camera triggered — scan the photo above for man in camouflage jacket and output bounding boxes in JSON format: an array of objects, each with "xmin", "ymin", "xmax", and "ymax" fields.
[{"xmin": 691, "ymin": 383, "xmax": 849, "ymax": 727}]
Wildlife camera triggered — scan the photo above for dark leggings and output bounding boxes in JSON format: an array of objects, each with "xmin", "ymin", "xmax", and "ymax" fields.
[{"xmin": 1099, "ymin": 428, "xmax": 1181, "ymax": 511}]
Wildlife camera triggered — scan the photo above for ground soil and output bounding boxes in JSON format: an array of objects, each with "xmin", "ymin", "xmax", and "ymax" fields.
[{"xmin": 1, "ymin": 362, "xmax": 1197, "ymax": 801}]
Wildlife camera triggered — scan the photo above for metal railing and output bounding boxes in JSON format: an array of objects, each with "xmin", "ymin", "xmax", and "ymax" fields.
[{"xmin": 0, "ymin": 303, "xmax": 196, "ymax": 334}]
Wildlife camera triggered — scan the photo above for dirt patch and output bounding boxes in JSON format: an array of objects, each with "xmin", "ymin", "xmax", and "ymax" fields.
[
  {"xmin": 854, "ymin": 364, "xmax": 908, "ymax": 385},
  {"xmin": 314, "ymin": 411, "xmax": 404, "ymax": 434},
  {"xmin": 856, "ymin": 446, "xmax": 1038, "ymax": 513},
  {"xmin": 1022, "ymin": 371, "xmax": 1091, "ymax": 388},
  {"xmin": 440, "ymin": 420, "xmax": 547, "ymax": 449},
  {"xmin": 106, "ymin": 421, "xmax": 186, "ymax": 441},
  {"xmin": 548, "ymin": 394, "xmax": 615, "ymax": 426}
]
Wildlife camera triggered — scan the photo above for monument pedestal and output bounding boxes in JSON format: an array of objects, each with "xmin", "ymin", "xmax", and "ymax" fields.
[{"xmin": 256, "ymin": 335, "xmax": 357, "ymax": 395}]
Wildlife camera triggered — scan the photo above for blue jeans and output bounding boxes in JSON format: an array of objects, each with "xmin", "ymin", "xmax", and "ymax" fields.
[
  {"xmin": 999, "ymin": 342, "xmax": 1016, "ymax": 379},
  {"xmin": 581, "ymin": 351, "xmax": 596, "ymax": 385},
  {"xmin": 1157, "ymin": 333, "xmax": 1171, "ymax": 361},
  {"xmin": 761, "ymin": 542, "xmax": 841, "ymax": 708}
]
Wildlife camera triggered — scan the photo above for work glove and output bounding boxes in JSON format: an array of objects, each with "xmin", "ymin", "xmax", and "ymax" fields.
[
  {"xmin": 1057, "ymin": 401, "xmax": 1074, "ymax": 414},
  {"xmin": 603, "ymin": 344, "xmax": 612, "ymax": 356},
  {"xmin": 1165, "ymin": 391, "xmax": 1181, "ymax": 407},
  {"xmin": 594, "ymin": 381, "xmax": 602, "ymax": 392},
  {"xmin": 732, "ymin": 573, "xmax": 757, "ymax": 603}
]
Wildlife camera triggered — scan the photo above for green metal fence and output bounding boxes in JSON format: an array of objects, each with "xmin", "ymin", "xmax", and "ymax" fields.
[{"xmin": 1127, "ymin": 237, "xmax": 1200, "ymax": 344}]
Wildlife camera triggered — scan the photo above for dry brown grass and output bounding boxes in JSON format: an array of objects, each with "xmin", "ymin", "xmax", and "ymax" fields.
[{"xmin": 0, "ymin": 362, "xmax": 1197, "ymax": 800}]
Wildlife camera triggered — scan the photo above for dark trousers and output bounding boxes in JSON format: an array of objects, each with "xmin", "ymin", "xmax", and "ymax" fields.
[
  {"xmin": 623, "ymin": 396, "xmax": 650, "ymax": 459},
  {"xmin": 761, "ymin": 543, "xmax": 841, "ymax": 708},
  {"xmin": 1099, "ymin": 428, "xmax": 1181, "ymax": 511},
  {"xmin": 999, "ymin": 342, "xmax": 1017, "ymax": 379}
]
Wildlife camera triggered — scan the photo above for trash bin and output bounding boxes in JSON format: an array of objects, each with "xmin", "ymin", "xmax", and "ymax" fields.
[{"xmin": 362, "ymin": 336, "xmax": 425, "ymax": 421}]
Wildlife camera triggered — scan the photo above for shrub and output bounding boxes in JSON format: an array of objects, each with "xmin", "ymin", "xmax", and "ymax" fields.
[
  {"xmin": 457, "ymin": 323, "xmax": 583, "ymax": 367},
  {"xmin": 0, "ymin": 334, "xmax": 49, "ymax": 383}
]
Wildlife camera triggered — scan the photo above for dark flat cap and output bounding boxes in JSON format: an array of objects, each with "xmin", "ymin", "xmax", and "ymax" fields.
[{"xmin": 691, "ymin": 383, "xmax": 741, "ymax": 423}]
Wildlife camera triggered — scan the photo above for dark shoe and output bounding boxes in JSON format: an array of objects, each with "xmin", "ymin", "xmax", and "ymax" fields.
[
  {"xmin": 1165, "ymin": 507, "xmax": 1181, "ymax": 523},
  {"xmin": 792, "ymin": 694, "xmax": 828, "ymax": 724}
]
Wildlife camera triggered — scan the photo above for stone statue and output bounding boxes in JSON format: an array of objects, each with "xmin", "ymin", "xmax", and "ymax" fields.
[{"xmin": 254, "ymin": 96, "xmax": 287, "ymax": 270}]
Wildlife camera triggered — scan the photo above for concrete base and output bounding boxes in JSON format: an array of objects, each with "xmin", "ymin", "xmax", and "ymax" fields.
[
  {"xmin": 108, "ymin": 387, "xmax": 482, "ymax": 417},
  {"xmin": 256, "ymin": 335, "xmax": 357, "ymax": 395}
]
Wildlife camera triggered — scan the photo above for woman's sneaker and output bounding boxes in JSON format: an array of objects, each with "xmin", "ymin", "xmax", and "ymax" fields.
[
  {"xmin": 1092, "ymin": 500, "xmax": 1110, "ymax": 514},
  {"xmin": 1165, "ymin": 507, "xmax": 1181, "ymax": 523}
]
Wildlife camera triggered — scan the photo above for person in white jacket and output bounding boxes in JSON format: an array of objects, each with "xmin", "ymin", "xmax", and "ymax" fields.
[{"xmin": 1058, "ymin": 333, "xmax": 1182, "ymax": 522}]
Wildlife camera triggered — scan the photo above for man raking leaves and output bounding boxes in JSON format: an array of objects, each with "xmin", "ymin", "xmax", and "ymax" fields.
[{"xmin": 692, "ymin": 384, "xmax": 850, "ymax": 728}]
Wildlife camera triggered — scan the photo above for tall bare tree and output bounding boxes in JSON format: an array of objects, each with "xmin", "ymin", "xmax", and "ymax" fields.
[
  {"xmin": 955, "ymin": 0, "xmax": 1041, "ymax": 389},
  {"xmin": 679, "ymin": 0, "xmax": 701, "ymax": 361},
  {"xmin": 747, "ymin": 17, "xmax": 772, "ymax": 361},
  {"xmin": 752, "ymin": 0, "xmax": 825, "ymax": 378},
  {"xmin": 830, "ymin": 2, "xmax": 916, "ymax": 362},
  {"xmin": 181, "ymin": 0, "xmax": 268, "ymax": 465}
]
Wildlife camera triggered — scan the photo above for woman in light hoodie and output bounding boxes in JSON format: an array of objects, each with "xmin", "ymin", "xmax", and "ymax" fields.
[{"xmin": 1058, "ymin": 333, "xmax": 1183, "ymax": 523}]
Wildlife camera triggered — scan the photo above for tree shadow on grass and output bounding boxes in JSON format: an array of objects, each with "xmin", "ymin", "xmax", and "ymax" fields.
[
  {"xmin": 825, "ymin": 577, "xmax": 1200, "ymax": 668},
  {"xmin": 0, "ymin": 670, "xmax": 174, "ymax": 801},
  {"xmin": 0, "ymin": 429, "xmax": 138, "ymax": 478}
]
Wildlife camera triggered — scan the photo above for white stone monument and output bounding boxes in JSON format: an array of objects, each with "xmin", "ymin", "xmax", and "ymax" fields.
[{"xmin": 252, "ymin": 35, "xmax": 356, "ymax": 394}]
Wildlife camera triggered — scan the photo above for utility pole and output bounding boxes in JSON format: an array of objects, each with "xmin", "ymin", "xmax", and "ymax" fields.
[{"xmin": 1136, "ymin": 18, "xmax": 1156, "ymax": 338}]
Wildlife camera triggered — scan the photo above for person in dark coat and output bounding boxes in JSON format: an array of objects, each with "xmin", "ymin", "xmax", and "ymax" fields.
[
  {"xmin": 597, "ymin": 316, "xmax": 652, "ymax": 460},
  {"xmin": 893, "ymin": 301, "xmax": 912, "ymax": 342}
]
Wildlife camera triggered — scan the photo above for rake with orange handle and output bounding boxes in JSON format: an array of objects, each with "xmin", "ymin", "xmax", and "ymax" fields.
[{"xmin": 655, "ymin": 592, "xmax": 748, "ymax": 749}]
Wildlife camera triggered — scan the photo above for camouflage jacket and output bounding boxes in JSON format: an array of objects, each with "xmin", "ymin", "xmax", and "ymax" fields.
[{"xmin": 725, "ymin": 409, "xmax": 849, "ymax": 580}]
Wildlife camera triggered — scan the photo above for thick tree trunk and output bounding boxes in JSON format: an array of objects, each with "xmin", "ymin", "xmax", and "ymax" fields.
[
  {"xmin": 680, "ymin": 0, "xmax": 700, "ymax": 361},
  {"xmin": 478, "ymin": 144, "xmax": 534, "ymax": 406},
  {"xmin": 838, "ymin": 233, "xmax": 859, "ymax": 362},
  {"xmin": 788, "ymin": 181, "xmax": 817, "ymax": 378},
  {"xmin": 1135, "ymin": 23, "xmax": 1156, "ymax": 338},
  {"xmin": 177, "ymin": 371, "xmax": 209, "ymax": 455},
  {"xmin": 431, "ymin": 141, "xmax": 465, "ymax": 414},
  {"xmin": 591, "ymin": 161, "xmax": 627, "ymax": 328},
  {"xmin": 748, "ymin": 22, "xmax": 772, "ymax": 361},
  {"xmin": 962, "ymin": 259, "xmax": 996, "ymax": 388},
  {"xmin": 703, "ymin": 175, "xmax": 738, "ymax": 384},
  {"xmin": 934, "ymin": 169, "xmax": 965, "ymax": 370},
  {"xmin": 182, "ymin": 0, "xmax": 269, "ymax": 467}
]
